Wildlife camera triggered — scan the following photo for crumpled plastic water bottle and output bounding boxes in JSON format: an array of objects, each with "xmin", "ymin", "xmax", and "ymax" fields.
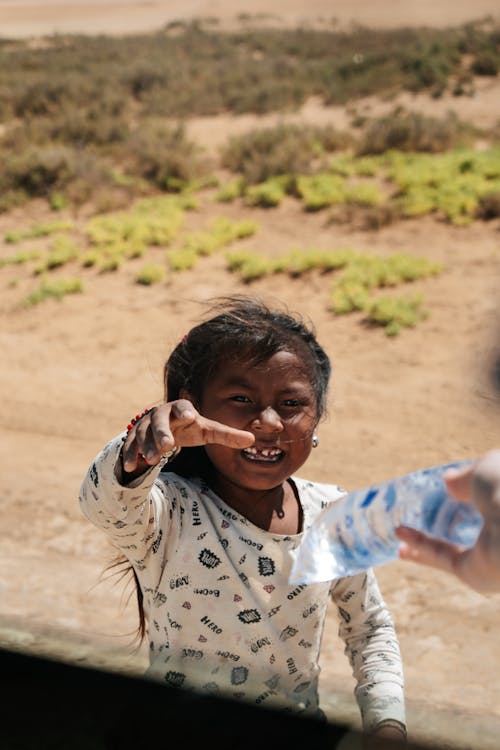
[{"xmin": 289, "ymin": 460, "xmax": 483, "ymax": 584}]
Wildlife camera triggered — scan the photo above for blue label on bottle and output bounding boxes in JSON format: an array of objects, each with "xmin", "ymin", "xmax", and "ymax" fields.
[
  {"xmin": 384, "ymin": 484, "xmax": 397, "ymax": 512},
  {"xmin": 361, "ymin": 489, "xmax": 378, "ymax": 508},
  {"xmin": 422, "ymin": 489, "xmax": 442, "ymax": 531}
]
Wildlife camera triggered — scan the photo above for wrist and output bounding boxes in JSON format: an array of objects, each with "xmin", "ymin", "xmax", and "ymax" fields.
[
  {"xmin": 370, "ymin": 719, "xmax": 407, "ymax": 744},
  {"xmin": 118, "ymin": 443, "xmax": 179, "ymax": 485}
]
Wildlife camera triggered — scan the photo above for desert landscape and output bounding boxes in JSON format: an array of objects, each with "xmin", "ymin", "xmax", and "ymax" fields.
[{"xmin": 1, "ymin": 3, "xmax": 500, "ymax": 749}]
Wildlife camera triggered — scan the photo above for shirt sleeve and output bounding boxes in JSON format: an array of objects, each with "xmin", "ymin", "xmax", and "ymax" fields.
[
  {"xmin": 78, "ymin": 433, "xmax": 177, "ymax": 575},
  {"xmin": 330, "ymin": 569, "xmax": 406, "ymax": 733}
]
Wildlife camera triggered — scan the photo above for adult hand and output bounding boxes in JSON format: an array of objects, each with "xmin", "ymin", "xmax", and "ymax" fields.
[
  {"xmin": 121, "ymin": 400, "xmax": 254, "ymax": 473},
  {"xmin": 396, "ymin": 451, "xmax": 500, "ymax": 593}
]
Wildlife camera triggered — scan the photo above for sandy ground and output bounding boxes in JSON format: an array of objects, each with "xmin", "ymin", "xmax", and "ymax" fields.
[
  {"xmin": 1, "ymin": 3, "xmax": 500, "ymax": 749},
  {"xmin": 2, "ymin": 194, "xmax": 500, "ymax": 748},
  {"xmin": 0, "ymin": 0, "xmax": 500, "ymax": 38}
]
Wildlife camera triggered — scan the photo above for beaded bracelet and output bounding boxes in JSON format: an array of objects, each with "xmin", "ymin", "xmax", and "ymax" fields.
[{"xmin": 126, "ymin": 407, "xmax": 153, "ymax": 433}]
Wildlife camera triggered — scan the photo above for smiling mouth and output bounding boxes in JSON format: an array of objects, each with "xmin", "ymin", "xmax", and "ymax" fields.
[{"xmin": 241, "ymin": 446, "xmax": 284, "ymax": 463}]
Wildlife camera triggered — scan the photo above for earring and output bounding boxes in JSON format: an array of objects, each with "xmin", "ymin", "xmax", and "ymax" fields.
[{"xmin": 312, "ymin": 434, "xmax": 319, "ymax": 448}]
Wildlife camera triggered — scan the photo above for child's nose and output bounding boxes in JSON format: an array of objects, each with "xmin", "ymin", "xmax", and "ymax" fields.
[{"xmin": 253, "ymin": 406, "xmax": 284, "ymax": 431}]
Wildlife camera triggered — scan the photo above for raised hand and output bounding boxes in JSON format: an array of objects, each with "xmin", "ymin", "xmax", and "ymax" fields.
[
  {"xmin": 122, "ymin": 400, "xmax": 255, "ymax": 473},
  {"xmin": 396, "ymin": 451, "xmax": 500, "ymax": 593}
]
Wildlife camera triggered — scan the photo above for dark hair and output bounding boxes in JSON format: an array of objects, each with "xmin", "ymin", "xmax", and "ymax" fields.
[
  {"xmin": 165, "ymin": 295, "xmax": 331, "ymax": 479},
  {"xmin": 116, "ymin": 296, "xmax": 331, "ymax": 643}
]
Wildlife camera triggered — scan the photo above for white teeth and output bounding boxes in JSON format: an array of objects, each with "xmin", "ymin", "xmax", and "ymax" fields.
[{"xmin": 242, "ymin": 446, "xmax": 283, "ymax": 461}]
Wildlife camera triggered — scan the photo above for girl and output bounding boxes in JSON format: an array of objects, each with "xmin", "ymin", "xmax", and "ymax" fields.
[{"xmin": 79, "ymin": 296, "xmax": 406, "ymax": 742}]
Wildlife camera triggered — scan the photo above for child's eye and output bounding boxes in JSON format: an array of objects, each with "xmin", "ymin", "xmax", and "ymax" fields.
[
  {"xmin": 231, "ymin": 395, "xmax": 251, "ymax": 403},
  {"xmin": 282, "ymin": 399, "xmax": 302, "ymax": 408}
]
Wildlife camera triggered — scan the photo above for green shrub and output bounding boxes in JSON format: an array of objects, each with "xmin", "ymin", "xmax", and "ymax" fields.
[
  {"xmin": 330, "ymin": 283, "xmax": 370, "ymax": 314},
  {"xmin": 296, "ymin": 174, "xmax": 347, "ymax": 211},
  {"xmin": 86, "ymin": 196, "xmax": 185, "ymax": 249},
  {"xmin": 387, "ymin": 147, "xmax": 500, "ymax": 224},
  {"xmin": 5, "ymin": 220, "xmax": 74, "ymax": 244},
  {"xmin": 167, "ymin": 246, "xmax": 199, "ymax": 271},
  {"xmin": 23, "ymin": 277, "xmax": 83, "ymax": 305},
  {"xmin": 345, "ymin": 182, "xmax": 385, "ymax": 207},
  {"xmin": 33, "ymin": 236, "xmax": 80, "ymax": 274},
  {"xmin": 81, "ymin": 250, "xmax": 101, "ymax": 268},
  {"xmin": 216, "ymin": 178, "xmax": 246, "ymax": 202},
  {"xmin": 99, "ymin": 254, "xmax": 123, "ymax": 273},
  {"xmin": 168, "ymin": 216, "xmax": 259, "ymax": 270},
  {"xmin": 245, "ymin": 177, "xmax": 289, "ymax": 207},
  {"xmin": 365, "ymin": 294, "xmax": 429, "ymax": 336},
  {"xmin": 225, "ymin": 250, "xmax": 276, "ymax": 282},
  {"xmin": 135, "ymin": 263, "xmax": 166, "ymax": 285},
  {"xmin": 0, "ymin": 249, "xmax": 41, "ymax": 267},
  {"xmin": 49, "ymin": 192, "xmax": 68, "ymax": 211}
]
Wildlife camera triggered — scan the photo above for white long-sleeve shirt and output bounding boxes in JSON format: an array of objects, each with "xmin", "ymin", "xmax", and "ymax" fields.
[{"xmin": 79, "ymin": 434, "xmax": 405, "ymax": 731}]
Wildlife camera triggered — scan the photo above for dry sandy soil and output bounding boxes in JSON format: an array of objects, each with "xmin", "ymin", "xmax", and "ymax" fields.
[
  {"xmin": 1, "ymin": 0, "xmax": 500, "ymax": 37},
  {"xmin": 1, "ymin": 4, "xmax": 500, "ymax": 749}
]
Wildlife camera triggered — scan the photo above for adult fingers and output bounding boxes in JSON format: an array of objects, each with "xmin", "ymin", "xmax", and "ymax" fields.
[
  {"xmin": 445, "ymin": 451, "xmax": 500, "ymax": 514},
  {"xmin": 396, "ymin": 526, "xmax": 462, "ymax": 576},
  {"xmin": 444, "ymin": 463, "xmax": 474, "ymax": 503}
]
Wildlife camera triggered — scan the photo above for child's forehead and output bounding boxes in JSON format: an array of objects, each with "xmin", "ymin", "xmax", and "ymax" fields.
[{"xmin": 214, "ymin": 349, "xmax": 314, "ymax": 382}]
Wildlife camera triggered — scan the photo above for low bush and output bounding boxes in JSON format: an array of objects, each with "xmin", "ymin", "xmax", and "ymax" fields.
[
  {"xmin": 221, "ymin": 123, "xmax": 351, "ymax": 184},
  {"xmin": 85, "ymin": 195, "xmax": 186, "ymax": 249},
  {"xmin": 475, "ymin": 192, "xmax": 500, "ymax": 220},
  {"xmin": 471, "ymin": 51, "xmax": 499, "ymax": 76},
  {"xmin": 0, "ymin": 143, "xmax": 114, "ymax": 210},
  {"xmin": 245, "ymin": 177, "xmax": 290, "ymax": 207},
  {"xmin": 0, "ymin": 249, "xmax": 41, "ymax": 267},
  {"xmin": 23, "ymin": 277, "xmax": 83, "ymax": 305},
  {"xmin": 167, "ymin": 217, "xmax": 259, "ymax": 271},
  {"xmin": 365, "ymin": 293, "xmax": 429, "ymax": 336},
  {"xmin": 358, "ymin": 110, "xmax": 473, "ymax": 155},
  {"xmin": 5, "ymin": 220, "xmax": 74, "ymax": 244},
  {"xmin": 295, "ymin": 174, "xmax": 347, "ymax": 211},
  {"xmin": 135, "ymin": 263, "xmax": 166, "ymax": 285},
  {"xmin": 126, "ymin": 122, "xmax": 211, "ymax": 190},
  {"xmin": 33, "ymin": 236, "xmax": 80, "ymax": 274}
]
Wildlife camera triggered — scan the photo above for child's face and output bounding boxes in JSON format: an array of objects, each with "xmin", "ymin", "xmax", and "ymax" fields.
[{"xmin": 196, "ymin": 350, "xmax": 318, "ymax": 494}]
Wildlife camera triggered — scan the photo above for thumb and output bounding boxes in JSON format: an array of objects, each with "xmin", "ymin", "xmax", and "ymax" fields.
[{"xmin": 444, "ymin": 464, "xmax": 474, "ymax": 503}]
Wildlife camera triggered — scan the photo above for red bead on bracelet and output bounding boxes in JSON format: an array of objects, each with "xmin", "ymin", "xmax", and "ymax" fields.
[{"xmin": 126, "ymin": 407, "xmax": 153, "ymax": 432}]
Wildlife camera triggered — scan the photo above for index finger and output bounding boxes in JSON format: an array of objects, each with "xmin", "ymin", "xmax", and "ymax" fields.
[{"xmin": 198, "ymin": 417, "xmax": 255, "ymax": 449}]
